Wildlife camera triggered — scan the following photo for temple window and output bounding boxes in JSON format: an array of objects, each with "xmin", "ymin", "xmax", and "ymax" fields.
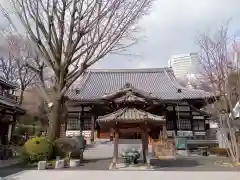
[
  {"xmin": 166, "ymin": 119, "xmax": 174, "ymax": 130},
  {"xmin": 177, "ymin": 119, "xmax": 191, "ymax": 130},
  {"xmin": 67, "ymin": 118, "xmax": 80, "ymax": 130},
  {"xmin": 193, "ymin": 120, "xmax": 205, "ymax": 131},
  {"xmin": 82, "ymin": 116, "xmax": 92, "ymax": 130}
]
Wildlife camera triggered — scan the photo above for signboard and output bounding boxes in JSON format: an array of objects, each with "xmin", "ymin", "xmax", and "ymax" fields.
[
  {"xmin": 66, "ymin": 130, "xmax": 91, "ymax": 138},
  {"xmin": 175, "ymin": 137, "xmax": 188, "ymax": 150}
]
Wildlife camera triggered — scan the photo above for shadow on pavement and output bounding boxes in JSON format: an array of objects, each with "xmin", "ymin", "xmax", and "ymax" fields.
[
  {"xmin": 60, "ymin": 157, "xmax": 112, "ymax": 170},
  {"xmin": 150, "ymin": 158, "xmax": 202, "ymax": 168},
  {"xmin": 83, "ymin": 157, "xmax": 112, "ymax": 163},
  {"xmin": 0, "ymin": 162, "xmax": 32, "ymax": 177}
]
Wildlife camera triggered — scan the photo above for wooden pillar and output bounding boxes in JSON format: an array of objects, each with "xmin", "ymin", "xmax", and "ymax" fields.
[
  {"xmin": 79, "ymin": 106, "xmax": 83, "ymax": 136},
  {"xmin": 145, "ymin": 130, "xmax": 149, "ymax": 158},
  {"xmin": 173, "ymin": 105, "xmax": 178, "ymax": 136},
  {"xmin": 97, "ymin": 123, "xmax": 100, "ymax": 138},
  {"xmin": 112, "ymin": 126, "xmax": 119, "ymax": 169},
  {"xmin": 163, "ymin": 124, "xmax": 167, "ymax": 139},
  {"xmin": 189, "ymin": 108, "xmax": 195, "ymax": 139},
  {"xmin": 141, "ymin": 125, "xmax": 148, "ymax": 164},
  {"xmin": 141, "ymin": 130, "xmax": 146, "ymax": 163},
  {"xmin": 110, "ymin": 128, "xmax": 114, "ymax": 141},
  {"xmin": 9, "ymin": 115, "xmax": 17, "ymax": 142},
  {"xmin": 91, "ymin": 116, "xmax": 95, "ymax": 142}
]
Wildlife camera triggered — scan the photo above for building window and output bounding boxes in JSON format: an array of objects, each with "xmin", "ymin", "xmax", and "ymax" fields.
[
  {"xmin": 166, "ymin": 119, "xmax": 174, "ymax": 130},
  {"xmin": 193, "ymin": 120, "xmax": 205, "ymax": 131},
  {"xmin": 67, "ymin": 119, "xmax": 80, "ymax": 130},
  {"xmin": 67, "ymin": 116, "xmax": 93, "ymax": 131},
  {"xmin": 82, "ymin": 116, "xmax": 92, "ymax": 130},
  {"xmin": 177, "ymin": 119, "xmax": 191, "ymax": 130}
]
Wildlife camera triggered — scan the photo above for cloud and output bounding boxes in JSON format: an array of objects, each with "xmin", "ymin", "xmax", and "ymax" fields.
[
  {"xmin": 1, "ymin": 0, "xmax": 240, "ymax": 69},
  {"xmin": 95, "ymin": 0, "xmax": 240, "ymax": 69}
]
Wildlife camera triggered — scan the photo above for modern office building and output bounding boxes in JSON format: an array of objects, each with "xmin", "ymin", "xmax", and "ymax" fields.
[{"xmin": 168, "ymin": 53, "xmax": 202, "ymax": 80}]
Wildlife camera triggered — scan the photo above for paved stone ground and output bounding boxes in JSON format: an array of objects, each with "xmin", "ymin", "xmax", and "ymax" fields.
[
  {"xmin": 151, "ymin": 157, "xmax": 240, "ymax": 171},
  {"xmin": 4, "ymin": 170, "xmax": 240, "ymax": 180},
  {"xmin": 2, "ymin": 140, "xmax": 240, "ymax": 179},
  {"xmin": 81, "ymin": 140, "xmax": 240, "ymax": 171},
  {"xmin": 64, "ymin": 158, "xmax": 112, "ymax": 170}
]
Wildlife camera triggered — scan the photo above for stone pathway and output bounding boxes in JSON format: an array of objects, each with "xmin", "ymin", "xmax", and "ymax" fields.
[
  {"xmin": 84, "ymin": 139, "xmax": 146, "ymax": 159},
  {"xmin": 4, "ymin": 170, "xmax": 240, "ymax": 180},
  {"xmin": 67, "ymin": 158, "xmax": 112, "ymax": 170},
  {"xmin": 0, "ymin": 158, "xmax": 21, "ymax": 168}
]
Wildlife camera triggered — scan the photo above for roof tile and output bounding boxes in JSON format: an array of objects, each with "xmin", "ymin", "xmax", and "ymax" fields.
[
  {"xmin": 67, "ymin": 68, "xmax": 213, "ymax": 100},
  {"xmin": 97, "ymin": 107, "xmax": 165, "ymax": 123}
]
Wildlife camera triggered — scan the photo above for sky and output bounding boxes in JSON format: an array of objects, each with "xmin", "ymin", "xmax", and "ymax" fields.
[
  {"xmin": 1, "ymin": 0, "xmax": 240, "ymax": 69},
  {"xmin": 95, "ymin": 0, "xmax": 240, "ymax": 69}
]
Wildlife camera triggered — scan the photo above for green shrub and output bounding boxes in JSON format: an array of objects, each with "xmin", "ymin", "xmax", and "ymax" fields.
[
  {"xmin": 22, "ymin": 137, "xmax": 54, "ymax": 162},
  {"xmin": 53, "ymin": 137, "xmax": 82, "ymax": 159}
]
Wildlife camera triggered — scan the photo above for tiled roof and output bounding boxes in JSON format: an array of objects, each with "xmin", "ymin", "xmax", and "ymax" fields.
[
  {"xmin": 0, "ymin": 97, "xmax": 25, "ymax": 114},
  {"xmin": 67, "ymin": 68, "xmax": 213, "ymax": 101},
  {"xmin": 0, "ymin": 76, "xmax": 18, "ymax": 88},
  {"xmin": 97, "ymin": 107, "xmax": 165, "ymax": 123},
  {"xmin": 102, "ymin": 82, "xmax": 154, "ymax": 100},
  {"xmin": 113, "ymin": 91, "xmax": 147, "ymax": 103}
]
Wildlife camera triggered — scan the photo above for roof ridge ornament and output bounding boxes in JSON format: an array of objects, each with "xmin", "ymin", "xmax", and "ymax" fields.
[
  {"xmin": 75, "ymin": 88, "xmax": 80, "ymax": 94},
  {"xmin": 177, "ymin": 88, "xmax": 182, "ymax": 93},
  {"xmin": 124, "ymin": 82, "xmax": 132, "ymax": 88}
]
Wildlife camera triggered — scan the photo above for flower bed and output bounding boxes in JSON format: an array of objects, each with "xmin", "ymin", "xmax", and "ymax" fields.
[{"xmin": 121, "ymin": 148, "xmax": 141, "ymax": 165}]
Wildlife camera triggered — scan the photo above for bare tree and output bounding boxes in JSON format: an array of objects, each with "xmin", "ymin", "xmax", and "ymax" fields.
[
  {"xmin": 0, "ymin": 30, "xmax": 36, "ymax": 104},
  {"xmin": 1, "ymin": 0, "xmax": 154, "ymax": 140},
  {"xmin": 0, "ymin": 56, "xmax": 18, "ymax": 83},
  {"xmin": 197, "ymin": 25, "xmax": 240, "ymax": 163}
]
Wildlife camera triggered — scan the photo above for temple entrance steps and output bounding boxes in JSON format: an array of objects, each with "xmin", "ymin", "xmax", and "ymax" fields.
[
  {"xmin": 152, "ymin": 138, "xmax": 176, "ymax": 159},
  {"xmin": 84, "ymin": 139, "xmax": 153, "ymax": 159}
]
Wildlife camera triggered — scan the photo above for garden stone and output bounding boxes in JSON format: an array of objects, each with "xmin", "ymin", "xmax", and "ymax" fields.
[
  {"xmin": 38, "ymin": 161, "xmax": 47, "ymax": 170},
  {"xmin": 70, "ymin": 159, "xmax": 80, "ymax": 167},
  {"xmin": 55, "ymin": 160, "xmax": 65, "ymax": 169}
]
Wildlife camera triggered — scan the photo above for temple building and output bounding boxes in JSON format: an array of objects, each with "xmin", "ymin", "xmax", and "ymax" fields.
[
  {"xmin": 65, "ymin": 68, "xmax": 215, "ymax": 142},
  {"xmin": 0, "ymin": 76, "xmax": 25, "ymax": 150}
]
